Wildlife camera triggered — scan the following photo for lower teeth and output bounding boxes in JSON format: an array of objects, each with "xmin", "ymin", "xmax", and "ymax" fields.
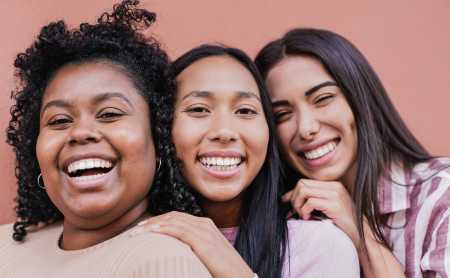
[
  {"xmin": 73, "ymin": 173, "xmax": 106, "ymax": 181},
  {"xmin": 203, "ymin": 164, "xmax": 238, "ymax": 171}
]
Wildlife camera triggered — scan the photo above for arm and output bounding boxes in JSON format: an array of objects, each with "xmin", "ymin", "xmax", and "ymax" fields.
[
  {"xmin": 421, "ymin": 211, "xmax": 450, "ymax": 277},
  {"xmin": 285, "ymin": 179, "xmax": 405, "ymax": 278},
  {"xmin": 130, "ymin": 211, "xmax": 254, "ymax": 278},
  {"xmin": 286, "ymin": 220, "xmax": 360, "ymax": 277}
]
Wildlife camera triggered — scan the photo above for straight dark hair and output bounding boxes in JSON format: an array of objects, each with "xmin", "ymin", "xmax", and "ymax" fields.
[
  {"xmin": 254, "ymin": 28, "xmax": 433, "ymax": 266},
  {"xmin": 172, "ymin": 45, "xmax": 289, "ymax": 278}
]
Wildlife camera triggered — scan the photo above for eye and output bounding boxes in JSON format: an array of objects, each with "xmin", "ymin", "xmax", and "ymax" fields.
[
  {"xmin": 47, "ymin": 115, "xmax": 72, "ymax": 126},
  {"xmin": 236, "ymin": 108, "xmax": 257, "ymax": 115},
  {"xmin": 314, "ymin": 94, "xmax": 335, "ymax": 105},
  {"xmin": 98, "ymin": 108, "xmax": 125, "ymax": 118},
  {"xmin": 275, "ymin": 111, "xmax": 291, "ymax": 120},
  {"xmin": 187, "ymin": 107, "xmax": 209, "ymax": 113}
]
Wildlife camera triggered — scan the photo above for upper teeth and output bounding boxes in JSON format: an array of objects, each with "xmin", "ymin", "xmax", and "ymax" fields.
[
  {"xmin": 304, "ymin": 141, "xmax": 337, "ymax": 160},
  {"xmin": 68, "ymin": 158, "xmax": 113, "ymax": 173},
  {"xmin": 200, "ymin": 157, "xmax": 242, "ymax": 166}
]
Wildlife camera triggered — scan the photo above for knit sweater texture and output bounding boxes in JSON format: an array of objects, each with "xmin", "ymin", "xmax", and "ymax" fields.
[{"xmin": 0, "ymin": 221, "xmax": 212, "ymax": 278}]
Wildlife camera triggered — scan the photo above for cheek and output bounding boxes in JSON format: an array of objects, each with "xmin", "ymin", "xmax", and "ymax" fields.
[
  {"xmin": 171, "ymin": 116, "xmax": 202, "ymax": 161},
  {"xmin": 117, "ymin": 124, "xmax": 154, "ymax": 166},
  {"xmin": 276, "ymin": 119, "xmax": 297, "ymax": 155},
  {"xmin": 243, "ymin": 119, "xmax": 270, "ymax": 164},
  {"xmin": 36, "ymin": 132, "xmax": 64, "ymax": 179}
]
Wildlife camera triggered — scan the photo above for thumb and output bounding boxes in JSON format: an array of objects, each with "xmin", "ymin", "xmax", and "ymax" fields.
[{"xmin": 283, "ymin": 190, "xmax": 294, "ymax": 203}]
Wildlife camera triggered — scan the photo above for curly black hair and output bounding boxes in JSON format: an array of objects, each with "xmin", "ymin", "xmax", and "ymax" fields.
[{"xmin": 7, "ymin": 0, "xmax": 201, "ymax": 242}]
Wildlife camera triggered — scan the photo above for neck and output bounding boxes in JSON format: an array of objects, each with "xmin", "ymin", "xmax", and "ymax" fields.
[
  {"xmin": 61, "ymin": 198, "xmax": 151, "ymax": 251},
  {"xmin": 339, "ymin": 160, "xmax": 357, "ymax": 194},
  {"xmin": 201, "ymin": 192, "xmax": 244, "ymax": 229}
]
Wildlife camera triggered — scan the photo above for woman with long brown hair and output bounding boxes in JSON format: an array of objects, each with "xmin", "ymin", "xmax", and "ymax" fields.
[{"xmin": 255, "ymin": 28, "xmax": 450, "ymax": 278}]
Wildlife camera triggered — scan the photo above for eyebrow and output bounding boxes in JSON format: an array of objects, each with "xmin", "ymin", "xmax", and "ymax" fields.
[
  {"xmin": 90, "ymin": 92, "xmax": 133, "ymax": 107},
  {"xmin": 305, "ymin": 81, "xmax": 338, "ymax": 96},
  {"xmin": 235, "ymin": 91, "xmax": 261, "ymax": 103},
  {"xmin": 272, "ymin": 100, "xmax": 290, "ymax": 107},
  {"xmin": 41, "ymin": 92, "xmax": 133, "ymax": 117},
  {"xmin": 41, "ymin": 100, "xmax": 73, "ymax": 117},
  {"xmin": 271, "ymin": 81, "xmax": 338, "ymax": 107},
  {"xmin": 181, "ymin": 90, "xmax": 214, "ymax": 101}
]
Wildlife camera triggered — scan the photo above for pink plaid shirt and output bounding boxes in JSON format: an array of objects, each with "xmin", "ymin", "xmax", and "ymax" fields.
[{"xmin": 379, "ymin": 157, "xmax": 450, "ymax": 277}]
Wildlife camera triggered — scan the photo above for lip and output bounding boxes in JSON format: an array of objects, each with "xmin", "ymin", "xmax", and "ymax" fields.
[
  {"xmin": 64, "ymin": 164, "xmax": 116, "ymax": 190},
  {"xmin": 299, "ymin": 140, "xmax": 340, "ymax": 167},
  {"xmin": 297, "ymin": 137, "xmax": 340, "ymax": 153},
  {"xmin": 61, "ymin": 153, "xmax": 118, "ymax": 174},
  {"xmin": 198, "ymin": 150, "xmax": 244, "ymax": 158},
  {"xmin": 197, "ymin": 160, "xmax": 245, "ymax": 179}
]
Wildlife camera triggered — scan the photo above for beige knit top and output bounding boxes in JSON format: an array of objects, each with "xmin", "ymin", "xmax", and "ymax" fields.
[{"xmin": 0, "ymin": 222, "xmax": 212, "ymax": 278}]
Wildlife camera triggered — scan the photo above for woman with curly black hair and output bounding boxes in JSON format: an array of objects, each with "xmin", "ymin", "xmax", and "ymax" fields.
[{"xmin": 0, "ymin": 1, "xmax": 210, "ymax": 277}]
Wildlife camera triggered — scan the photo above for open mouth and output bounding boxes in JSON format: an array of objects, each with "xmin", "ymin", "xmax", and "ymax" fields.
[
  {"xmin": 302, "ymin": 140, "xmax": 339, "ymax": 160},
  {"xmin": 68, "ymin": 158, "xmax": 115, "ymax": 181},
  {"xmin": 199, "ymin": 157, "xmax": 243, "ymax": 171}
]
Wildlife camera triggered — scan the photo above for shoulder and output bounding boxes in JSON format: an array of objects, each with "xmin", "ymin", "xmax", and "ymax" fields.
[
  {"xmin": 107, "ymin": 231, "xmax": 212, "ymax": 277},
  {"xmin": 285, "ymin": 220, "xmax": 359, "ymax": 277},
  {"xmin": 410, "ymin": 158, "xmax": 450, "ymax": 208},
  {"xmin": 411, "ymin": 157, "xmax": 450, "ymax": 179},
  {"xmin": 0, "ymin": 223, "xmax": 14, "ymax": 248}
]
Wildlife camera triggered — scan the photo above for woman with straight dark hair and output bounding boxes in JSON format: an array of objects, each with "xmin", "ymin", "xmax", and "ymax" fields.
[
  {"xmin": 132, "ymin": 45, "xmax": 359, "ymax": 278},
  {"xmin": 255, "ymin": 28, "xmax": 450, "ymax": 277}
]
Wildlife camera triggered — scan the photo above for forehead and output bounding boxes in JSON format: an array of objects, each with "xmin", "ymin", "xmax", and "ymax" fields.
[
  {"xmin": 43, "ymin": 61, "xmax": 140, "ymax": 103},
  {"xmin": 176, "ymin": 56, "xmax": 260, "ymax": 98},
  {"xmin": 265, "ymin": 56, "xmax": 334, "ymax": 94}
]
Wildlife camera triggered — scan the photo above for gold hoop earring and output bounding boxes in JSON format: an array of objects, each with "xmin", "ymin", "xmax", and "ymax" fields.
[
  {"xmin": 37, "ymin": 173, "xmax": 45, "ymax": 189},
  {"xmin": 156, "ymin": 158, "xmax": 162, "ymax": 173}
]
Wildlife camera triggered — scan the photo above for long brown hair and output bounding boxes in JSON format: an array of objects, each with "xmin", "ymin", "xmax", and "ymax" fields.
[{"xmin": 254, "ymin": 28, "xmax": 432, "ymax": 265}]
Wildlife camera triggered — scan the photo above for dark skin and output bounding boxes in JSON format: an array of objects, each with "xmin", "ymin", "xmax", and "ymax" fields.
[{"xmin": 36, "ymin": 61, "xmax": 156, "ymax": 250}]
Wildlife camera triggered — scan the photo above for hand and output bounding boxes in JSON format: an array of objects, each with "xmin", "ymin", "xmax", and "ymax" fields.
[
  {"xmin": 284, "ymin": 179, "xmax": 406, "ymax": 278},
  {"xmin": 283, "ymin": 179, "xmax": 361, "ymax": 251},
  {"xmin": 37, "ymin": 219, "xmax": 55, "ymax": 228},
  {"xmin": 18, "ymin": 218, "xmax": 55, "ymax": 229},
  {"xmin": 130, "ymin": 211, "xmax": 254, "ymax": 278}
]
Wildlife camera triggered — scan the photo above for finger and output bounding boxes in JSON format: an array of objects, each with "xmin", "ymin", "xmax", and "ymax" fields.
[
  {"xmin": 148, "ymin": 224, "xmax": 199, "ymax": 246},
  {"xmin": 37, "ymin": 222, "xmax": 47, "ymax": 228},
  {"xmin": 143, "ymin": 212, "xmax": 214, "ymax": 231},
  {"xmin": 48, "ymin": 219, "xmax": 55, "ymax": 224},
  {"xmin": 283, "ymin": 190, "xmax": 294, "ymax": 203},
  {"xmin": 132, "ymin": 216, "xmax": 202, "ymax": 237},
  {"xmin": 301, "ymin": 198, "xmax": 328, "ymax": 220},
  {"xmin": 300, "ymin": 179, "xmax": 346, "ymax": 194},
  {"xmin": 292, "ymin": 183, "xmax": 338, "ymax": 214},
  {"xmin": 132, "ymin": 218, "xmax": 205, "ymax": 250}
]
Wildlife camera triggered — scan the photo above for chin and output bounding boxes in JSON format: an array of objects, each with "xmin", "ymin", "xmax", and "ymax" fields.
[
  {"xmin": 200, "ymin": 187, "xmax": 244, "ymax": 202},
  {"xmin": 306, "ymin": 168, "xmax": 344, "ymax": 182},
  {"xmin": 64, "ymin": 196, "xmax": 117, "ymax": 218}
]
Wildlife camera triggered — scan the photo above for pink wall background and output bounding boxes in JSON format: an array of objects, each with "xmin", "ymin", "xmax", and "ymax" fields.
[{"xmin": 1, "ymin": 0, "xmax": 449, "ymax": 224}]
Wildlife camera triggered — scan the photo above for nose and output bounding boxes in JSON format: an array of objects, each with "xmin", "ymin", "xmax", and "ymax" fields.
[
  {"xmin": 67, "ymin": 118, "xmax": 102, "ymax": 145},
  {"xmin": 207, "ymin": 111, "xmax": 240, "ymax": 144},
  {"xmin": 297, "ymin": 109, "xmax": 320, "ymax": 141}
]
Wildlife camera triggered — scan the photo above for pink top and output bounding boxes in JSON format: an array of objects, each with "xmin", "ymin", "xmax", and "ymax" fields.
[{"xmin": 220, "ymin": 219, "xmax": 360, "ymax": 278}]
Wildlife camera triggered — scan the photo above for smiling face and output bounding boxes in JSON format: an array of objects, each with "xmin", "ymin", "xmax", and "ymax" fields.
[
  {"xmin": 172, "ymin": 56, "xmax": 269, "ymax": 202},
  {"xmin": 265, "ymin": 56, "xmax": 358, "ymax": 189},
  {"xmin": 36, "ymin": 61, "xmax": 156, "ymax": 229}
]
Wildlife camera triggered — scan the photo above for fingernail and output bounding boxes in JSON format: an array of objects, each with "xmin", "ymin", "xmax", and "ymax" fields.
[
  {"xmin": 130, "ymin": 226, "xmax": 143, "ymax": 237},
  {"xmin": 150, "ymin": 224, "xmax": 160, "ymax": 231},
  {"xmin": 130, "ymin": 227, "xmax": 136, "ymax": 236},
  {"xmin": 138, "ymin": 220, "xmax": 147, "ymax": 226}
]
